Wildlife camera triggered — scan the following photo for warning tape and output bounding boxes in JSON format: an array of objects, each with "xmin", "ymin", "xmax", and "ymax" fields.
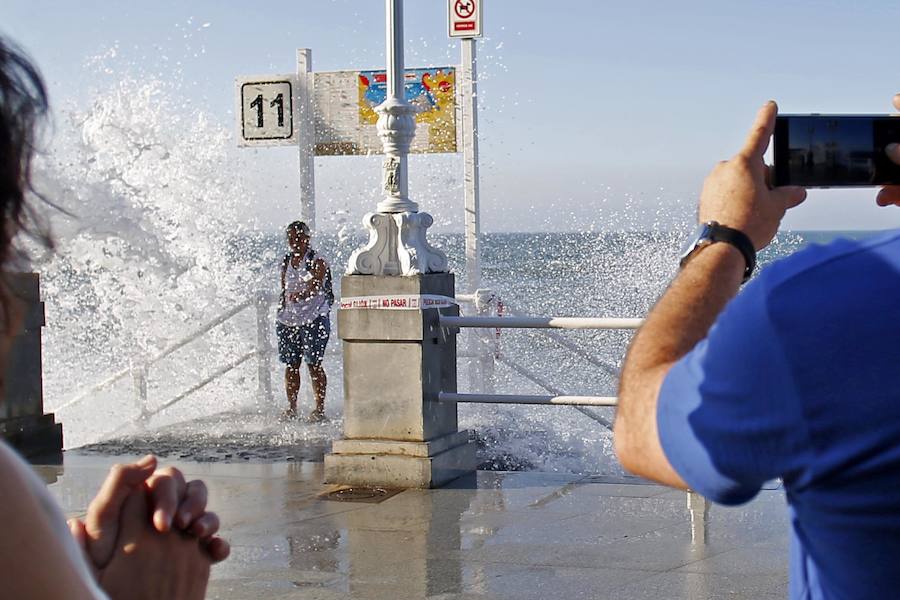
[{"xmin": 339, "ymin": 294, "xmax": 458, "ymax": 310}]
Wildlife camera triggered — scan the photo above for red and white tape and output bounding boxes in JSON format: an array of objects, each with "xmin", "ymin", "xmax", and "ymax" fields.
[{"xmin": 339, "ymin": 294, "xmax": 458, "ymax": 310}]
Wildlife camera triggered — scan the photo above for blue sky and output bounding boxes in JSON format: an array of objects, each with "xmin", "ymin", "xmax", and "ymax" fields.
[{"xmin": 3, "ymin": 0, "xmax": 900, "ymax": 232}]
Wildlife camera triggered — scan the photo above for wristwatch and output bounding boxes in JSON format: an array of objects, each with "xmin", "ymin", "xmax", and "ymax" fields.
[{"xmin": 679, "ymin": 221, "xmax": 756, "ymax": 283}]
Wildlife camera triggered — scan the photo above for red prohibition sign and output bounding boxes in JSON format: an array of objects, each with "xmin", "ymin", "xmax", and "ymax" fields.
[{"xmin": 454, "ymin": 0, "xmax": 475, "ymax": 19}]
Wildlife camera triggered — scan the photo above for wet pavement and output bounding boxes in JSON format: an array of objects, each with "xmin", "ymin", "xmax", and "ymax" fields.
[{"xmin": 39, "ymin": 452, "xmax": 790, "ymax": 600}]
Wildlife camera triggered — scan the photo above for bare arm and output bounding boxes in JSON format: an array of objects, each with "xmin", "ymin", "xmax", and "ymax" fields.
[
  {"xmin": 616, "ymin": 244, "xmax": 745, "ymax": 487},
  {"xmin": 614, "ymin": 101, "xmax": 807, "ymax": 486},
  {"xmin": 280, "ymin": 257, "xmax": 287, "ymax": 308},
  {"xmin": 0, "ymin": 447, "xmax": 102, "ymax": 599},
  {"xmin": 295, "ymin": 258, "xmax": 326, "ymax": 300}
]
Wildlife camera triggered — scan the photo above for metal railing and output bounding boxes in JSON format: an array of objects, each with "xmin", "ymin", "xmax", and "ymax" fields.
[
  {"xmin": 442, "ymin": 315, "xmax": 642, "ymax": 330},
  {"xmin": 58, "ymin": 291, "xmax": 276, "ymax": 429},
  {"xmin": 439, "ymin": 392, "xmax": 618, "ymax": 406},
  {"xmin": 446, "ymin": 294, "xmax": 642, "ymax": 414}
]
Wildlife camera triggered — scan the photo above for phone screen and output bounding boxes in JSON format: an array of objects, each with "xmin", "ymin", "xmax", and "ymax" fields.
[{"xmin": 773, "ymin": 115, "xmax": 900, "ymax": 187}]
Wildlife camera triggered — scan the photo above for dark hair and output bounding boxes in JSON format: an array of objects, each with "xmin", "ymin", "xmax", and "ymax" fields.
[
  {"xmin": 0, "ymin": 37, "xmax": 51, "ymax": 269},
  {"xmin": 286, "ymin": 220, "xmax": 310, "ymax": 236}
]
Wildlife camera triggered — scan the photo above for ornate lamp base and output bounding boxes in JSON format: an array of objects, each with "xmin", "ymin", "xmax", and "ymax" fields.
[{"xmin": 346, "ymin": 211, "xmax": 449, "ymax": 276}]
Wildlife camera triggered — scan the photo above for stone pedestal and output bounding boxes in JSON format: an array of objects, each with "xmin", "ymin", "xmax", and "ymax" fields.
[
  {"xmin": 325, "ymin": 273, "xmax": 476, "ymax": 488},
  {"xmin": 0, "ymin": 273, "xmax": 62, "ymax": 460}
]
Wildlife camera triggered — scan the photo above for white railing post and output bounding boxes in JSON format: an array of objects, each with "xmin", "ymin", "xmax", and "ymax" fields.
[
  {"xmin": 474, "ymin": 289, "xmax": 496, "ymax": 394},
  {"xmin": 131, "ymin": 361, "xmax": 149, "ymax": 426},
  {"xmin": 687, "ymin": 491, "xmax": 710, "ymax": 545},
  {"xmin": 256, "ymin": 291, "xmax": 274, "ymax": 404}
]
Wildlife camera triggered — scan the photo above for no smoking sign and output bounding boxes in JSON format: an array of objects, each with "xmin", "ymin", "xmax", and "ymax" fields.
[{"xmin": 449, "ymin": 0, "xmax": 482, "ymax": 38}]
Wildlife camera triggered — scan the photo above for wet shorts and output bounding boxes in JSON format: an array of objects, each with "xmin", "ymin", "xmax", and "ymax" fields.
[{"xmin": 277, "ymin": 315, "xmax": 330, "ymax": 367}]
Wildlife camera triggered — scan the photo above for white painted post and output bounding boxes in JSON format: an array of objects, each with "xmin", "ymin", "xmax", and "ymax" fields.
[
  {"xmin": 132, "ymin": 362, "xmax": 149, "ymax": 426},
  {"xmin": 255, "ymin": 291, "xmax": 274, "ymax": 404},
  {"xmin": 687, "ymin": 491, "xmax": 710, "ymax": 545},
  {"xmin": 296, "ymin": 49, "xmax": 316, "ymax": 231},
  {"xmin": 461, "ymin": 37, "xmax": 481, "ymax": 294}
]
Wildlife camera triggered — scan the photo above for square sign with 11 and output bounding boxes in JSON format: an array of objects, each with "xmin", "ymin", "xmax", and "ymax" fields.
[{"xmin": 235, "ymin": 76, "xmax": 296, "ymax": 146}]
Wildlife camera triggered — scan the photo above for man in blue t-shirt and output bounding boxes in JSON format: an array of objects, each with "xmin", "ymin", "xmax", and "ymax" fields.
[{"xmin": 614, "ymin": 96, "xmax": 900, "ymax": 600}]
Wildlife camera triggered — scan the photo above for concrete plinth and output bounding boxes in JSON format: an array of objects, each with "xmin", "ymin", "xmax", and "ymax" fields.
[
  {"xmin": 0, "ymin": 273, "xmax": 62, "ymax": 459},
  {"xmin": 325, "ymin": 273, "xmax": 476, "ymax": 488}
]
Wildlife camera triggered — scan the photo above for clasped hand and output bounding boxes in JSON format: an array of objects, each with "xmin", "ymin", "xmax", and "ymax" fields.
[{"xmin": 68, "ymin": 455, "xmax": 229, "ymax": 600}]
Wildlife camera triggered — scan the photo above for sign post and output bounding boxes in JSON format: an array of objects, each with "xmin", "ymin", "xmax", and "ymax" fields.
[
  {"xmin": 450, "ymin": 0, "xmax": 484, "ymax": 394},
  {"xmin": 296, "ymin": 49, "xmax": 316, "ymax": 232},
  {"xmin": 449, "ymin": 0, "xmax": 483, "ymax": 293}
]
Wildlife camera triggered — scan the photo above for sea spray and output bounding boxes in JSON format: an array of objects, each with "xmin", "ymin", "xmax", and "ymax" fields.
[{"xmin": 31, "ymin": 75, "xmax": 265, "ymax": 447}]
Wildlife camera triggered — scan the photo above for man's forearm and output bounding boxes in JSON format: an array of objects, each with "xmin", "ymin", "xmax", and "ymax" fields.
[
  {"xmin": 296, "ymin": 281, "xmax": 321, "ymax": 300},
  {"xmin": 615, "ymin": 243, "xmax": 745, "ymax": 484},
  {"xmin": 625, "ymin": 244, "xmax": 745, "ymax": 378}
]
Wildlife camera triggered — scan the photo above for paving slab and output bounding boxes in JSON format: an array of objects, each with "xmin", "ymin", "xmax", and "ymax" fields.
[{"xmin": 37, "ymin": 451, "xmax": 791, "ymax": 600}]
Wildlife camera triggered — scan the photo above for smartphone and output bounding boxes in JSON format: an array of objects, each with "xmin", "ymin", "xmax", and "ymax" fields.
[{"xmin": 773, "ymin": 115, "xmax": 900, "ymax": 187}]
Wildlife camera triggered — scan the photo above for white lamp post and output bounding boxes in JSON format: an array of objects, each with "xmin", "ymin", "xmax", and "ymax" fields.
[{"xmin": 346, "ymin": 0, "xmax": 448, "ymax": 276}]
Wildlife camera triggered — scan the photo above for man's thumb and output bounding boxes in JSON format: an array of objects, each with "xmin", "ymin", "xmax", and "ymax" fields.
[
  {"xmin": 886, "ymin": 143, "xmax": 900, "ymax": 166},
  {"xmin": 775, "ymin": 186, "xmax": 807, "ymax": 210}
]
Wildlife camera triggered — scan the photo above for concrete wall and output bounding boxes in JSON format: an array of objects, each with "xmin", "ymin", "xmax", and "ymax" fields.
[{"xmin": 0, "ymin": 273, "xmax": 62, "ymax": 459}]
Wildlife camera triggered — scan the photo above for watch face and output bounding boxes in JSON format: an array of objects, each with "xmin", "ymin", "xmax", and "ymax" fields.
[{"xmin": 679, "ymin": 222, "xmax": 713, "ymax": 263}]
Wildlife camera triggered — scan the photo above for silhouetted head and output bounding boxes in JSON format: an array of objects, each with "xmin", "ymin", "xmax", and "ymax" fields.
[
  {"xmin": 286, "ymin": 220, "xmax": 310, "ymax": 255},
  {"xmin": 0, "ymin": 37, "xmax": 48, "ymax": 273},
  {"xmin": 0, "ymin": 36, "xmax": 51, "ymax": 389}
]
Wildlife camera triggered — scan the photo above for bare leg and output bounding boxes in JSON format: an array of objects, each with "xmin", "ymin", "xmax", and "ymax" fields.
[
  {"xmin": 308, "ymin": 363, "xmax": 327, "ymax": 417},
  {"xmin": 285, "ymin": 365, "xmax": 301, "ymax": 416}
]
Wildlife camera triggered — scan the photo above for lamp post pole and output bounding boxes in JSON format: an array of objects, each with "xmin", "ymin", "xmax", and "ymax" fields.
[
  {"xmin": 375, "ymin": 0, "xmax": 417, "ymax": 214},
  {"xmin": 346, "ymin": 0, "xmax": 447, "ymax": 276}
]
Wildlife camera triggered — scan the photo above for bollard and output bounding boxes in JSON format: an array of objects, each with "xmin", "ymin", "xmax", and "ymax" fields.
[{"xmin": 324, "ymin": 273, "xmax": 477, "ymax": 488}]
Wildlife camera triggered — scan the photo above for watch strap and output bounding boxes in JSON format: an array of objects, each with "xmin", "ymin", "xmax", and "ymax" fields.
[{"xmin": 683, "ymin": 221, "xmax": 757, "ymax": 282}]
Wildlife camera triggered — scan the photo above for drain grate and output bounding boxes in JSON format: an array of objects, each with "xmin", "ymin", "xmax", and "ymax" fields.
[{"xmin": 322, "ymin": 486, "xmax": 402, "ymax": 504}]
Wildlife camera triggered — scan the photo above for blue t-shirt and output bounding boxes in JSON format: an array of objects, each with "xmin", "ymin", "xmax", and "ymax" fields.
[{"xmin": 658, "ymin": 230, "xmax": 900, "ymax": 600}]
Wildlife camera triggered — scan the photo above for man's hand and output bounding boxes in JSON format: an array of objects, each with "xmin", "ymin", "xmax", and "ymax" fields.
[
  {"xmin": 876, "ymin": 94, "xmax": 900, "ymax": 207},
  {"xmin": 97, "ymin": 489, "xmax": 211, "ymax": 600},
  {"xmin": 698, "ymin": 101, "xmax": 807, "ymax": 250}
]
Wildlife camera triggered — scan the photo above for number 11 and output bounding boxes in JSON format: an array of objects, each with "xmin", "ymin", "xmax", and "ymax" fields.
[
  {"xmin": 248, "ymin": 91, "xmax": 285, "ymax": 129},
  {"xmin": 249, "ymin": 94, "xmax": 263, "ymax": 127},
  {"xmin": 270, "ymin": 93, "xmax": 284, "ymax": 127}
]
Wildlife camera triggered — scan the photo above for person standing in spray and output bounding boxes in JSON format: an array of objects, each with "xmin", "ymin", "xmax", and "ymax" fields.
[{"xmin": 276, "ymin": 221, "xmax": 333, "ymax": 422}]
